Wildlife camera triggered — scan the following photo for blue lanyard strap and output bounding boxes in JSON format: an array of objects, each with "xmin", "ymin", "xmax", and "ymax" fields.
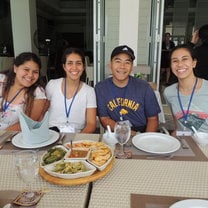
[
  {"xmin": 3, "ymin": 88, "xmax": 24, "ymax": 112},
  {"xmin": 64, "ymin": 79, "xmax": 80, "ymax": 120},
  {"xmin": 177, "ymin": 78, "xmax": 198, "ymax": 123}
]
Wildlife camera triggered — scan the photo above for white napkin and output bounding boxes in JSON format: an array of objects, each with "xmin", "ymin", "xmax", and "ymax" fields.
[{"xmin": 19, "ymin": 111, "xmax": 49, "ymax": 144}]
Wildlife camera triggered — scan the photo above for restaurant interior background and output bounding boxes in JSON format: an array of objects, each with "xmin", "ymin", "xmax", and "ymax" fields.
[{"xmin": 0, "ymin": 0, "xmax": 208, "ymax": 83}]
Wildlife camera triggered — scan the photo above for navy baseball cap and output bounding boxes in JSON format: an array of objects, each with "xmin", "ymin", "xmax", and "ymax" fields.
[{"xmin": 111, "ymin": 45, "xmax": 135, "ymax": 61}]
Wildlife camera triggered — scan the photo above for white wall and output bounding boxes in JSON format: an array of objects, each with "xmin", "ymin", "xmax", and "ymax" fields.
[
  {"xmin": 137, "ymin": 0, "xmax": 151, "ymax": 64},
  {"xmin": 105, "ymin": 0, "xmax": 120, "ymax": 68},
  {"xmin": 119, "ymin": 0, "xmax": 139, "ymax": 65},
  {"xmin": 10, "ymin": 0, "xmax": 38, "ymax": 56},
  {"xmin": 104, "ymin": 0, "xmax": 151, "ymax": 75}
]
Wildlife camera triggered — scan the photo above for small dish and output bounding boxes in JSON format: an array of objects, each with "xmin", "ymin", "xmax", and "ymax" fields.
[
  {"xmin": 102, "ymin": 132, "xmax": 117, "ymax": 149},
  {"xmin": 64, "ymin": 148, "xmax": 90, "ymax": 160},
  {"xmin": 41, "ymin": 145, "xmax": 68, "ymax": 166},
  {"xmin": 64, "ymin": 140, "xmax": 95, "ymax": 149},
  {"xmin": 192, "ymin": 132, "xmax": 208, "ymax": 146},
  {"xmin": 43, "ymin": 159, "xmax": 96, "ymax": 179},
  {"xmin": 87, "ymin": 144, "xmax": 113, "ymax": 171}
]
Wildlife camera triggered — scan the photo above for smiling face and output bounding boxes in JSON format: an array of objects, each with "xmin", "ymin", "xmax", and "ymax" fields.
[
  {"xmin": 170, "ymin": 48, "xmax": 197, "ymax": 80},
  {"xmin": 14, "ymin": 60, "xmax": 40, "ymax": 88},
  {"xmin": 110, "ymin": 53, "xmax": 133, "ymax": 86},
  {"xmin": 63, "ymin": 53, "xmax": 84, "ymax": 81}
]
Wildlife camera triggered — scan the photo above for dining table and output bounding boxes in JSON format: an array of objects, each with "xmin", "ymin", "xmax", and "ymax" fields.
[
  {"xmin": 0, "ymin": 132, "xmax": 100, "ymax": 208},
  {"xmin": 0, "ymin": 131, "xmax": 208, "ymax": 208},
  {"xmin": 88, "ymin": 135, "xmax": 208, "ymax": 208}
]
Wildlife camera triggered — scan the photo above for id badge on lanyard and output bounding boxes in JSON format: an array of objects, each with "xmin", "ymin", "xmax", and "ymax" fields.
[
  {"xmin": 176, "ymin": 130, "xmax": 192, "ymax": 136},
  {"xmin": 59, "ymin": 122, "xmax": 76, "ymax": 133}
]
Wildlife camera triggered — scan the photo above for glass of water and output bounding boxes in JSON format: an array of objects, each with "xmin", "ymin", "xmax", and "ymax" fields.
[
  {"xmin": 14, "ymin": 150, "xmax": 39, "ymax": 198},
  {"xmin": 114, "ymin": 121, "xmax": 131, "ymax": 159}
]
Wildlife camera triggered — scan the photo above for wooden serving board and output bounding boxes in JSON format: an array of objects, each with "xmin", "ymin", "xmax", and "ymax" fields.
[{"xmin": 39, "ymin": 158, "xmax": 114, "ymax": 186}]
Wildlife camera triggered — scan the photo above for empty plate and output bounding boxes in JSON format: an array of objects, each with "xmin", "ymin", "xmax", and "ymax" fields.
[{"xmin": 132, "ymin": 132, "xmax": 181, "ymax": 154}]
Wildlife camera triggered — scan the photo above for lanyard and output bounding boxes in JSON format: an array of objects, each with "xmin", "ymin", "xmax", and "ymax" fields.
[
  {"xmin": 64, "ymin": 79, "xmax": 80, "ymax": 121},
  {"xmin": 3, "ymin": 88, "xmax": 24, "ymax": 113},
  {"xmin": 110, "ymin": 79, "xmax": 128, "ymax": 120},
  {"xmin": 177, "ymin": 78, "xmax": 198, "ymax": 124}
]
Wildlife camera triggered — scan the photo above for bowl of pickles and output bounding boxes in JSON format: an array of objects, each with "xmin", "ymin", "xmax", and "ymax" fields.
[{"xmin": 41, "ymin": 145, "xmax": 68, "ymax": 166}]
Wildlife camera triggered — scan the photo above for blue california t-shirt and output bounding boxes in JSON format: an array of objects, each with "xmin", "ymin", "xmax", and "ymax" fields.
[{"xmin": 95, "ymin": 76, "xmax": 161, "ymax": 131}]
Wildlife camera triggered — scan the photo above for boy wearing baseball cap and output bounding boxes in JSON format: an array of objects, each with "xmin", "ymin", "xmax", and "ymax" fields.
[{"xmin": 95, "ymin": 45, "xmax": 161, "ymax": 135}]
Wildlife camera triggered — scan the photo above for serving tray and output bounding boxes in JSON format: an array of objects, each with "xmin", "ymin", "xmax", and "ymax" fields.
[{"xmin": 39, "ymin": 158, "xmax": 114, "ymax": 186}]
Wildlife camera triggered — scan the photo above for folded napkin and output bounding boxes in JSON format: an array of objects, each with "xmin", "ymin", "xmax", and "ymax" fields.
[{"xmin": 19, "ymin": 111, "xmax": 49, "ymax": 144}]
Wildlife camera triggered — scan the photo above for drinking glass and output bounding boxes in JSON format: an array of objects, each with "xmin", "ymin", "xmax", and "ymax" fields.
[
  {"xmin": 14, "ymin": 150, "xmax": 39, "ymax": 198},
  {"xmin": 114, "ymin": 121, "xmax": 131, "ymax": 159}
]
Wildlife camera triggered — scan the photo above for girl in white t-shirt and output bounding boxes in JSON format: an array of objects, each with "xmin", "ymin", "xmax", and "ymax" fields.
[{"xmin": 46, "ymin": 47, "xmax": 97, "ymax": 133}]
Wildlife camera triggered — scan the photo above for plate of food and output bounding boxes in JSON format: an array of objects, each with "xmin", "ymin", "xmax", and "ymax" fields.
[
  {"xmin": 64, "ymin": 140, "xmax": 113, "ymax": 170},
  {"xmin": 43, "ymin": 159, "xmax": 96, "ymax": 179},
  {"xmin": 39, "ymin": 141, "xmax": 115, "ymax": 185}
]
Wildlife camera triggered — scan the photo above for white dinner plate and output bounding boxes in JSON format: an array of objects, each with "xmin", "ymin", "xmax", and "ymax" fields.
[
  {"xmin": 12, "ymin": 130, "xmax": 59, "ymax": 149},
  {"xmin": 132, "ymin": 132, "xmax": 181, "ymax": 154},
  {"xmin": 170, "ymin": 199, "xmax": 208, "ymax": 208}
]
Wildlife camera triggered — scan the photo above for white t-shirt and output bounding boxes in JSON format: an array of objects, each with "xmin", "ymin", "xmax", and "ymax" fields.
[
  {"xmin": 0, "ymin": 74, "xmax": 46, "ymax": 130},
  {"xmin": 46, "ymin": 78, "xmax": 97, "ymax": 132}
]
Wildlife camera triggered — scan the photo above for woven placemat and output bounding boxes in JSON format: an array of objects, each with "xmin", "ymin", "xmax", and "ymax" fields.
[
  {"xmin": 115, "ymin": 136, "xmax": 208, "ymax": 161},
  {"xmin": 0, "ymin": 190, "xmax": 38, "ymax": 208}
]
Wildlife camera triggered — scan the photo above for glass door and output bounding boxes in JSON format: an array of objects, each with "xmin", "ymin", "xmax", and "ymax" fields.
[
  {"xmin": 149, "ymin": 0, "xmax": 165, "ymax": 90},
  {"xmin": 93, "ymin": 0, "xmax": 105, "ymax": 85}
]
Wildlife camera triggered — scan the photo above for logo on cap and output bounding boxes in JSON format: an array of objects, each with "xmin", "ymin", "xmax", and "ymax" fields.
[{"xmin": 122, "ymin": 47, "xmax": 129, "ymax": 51}]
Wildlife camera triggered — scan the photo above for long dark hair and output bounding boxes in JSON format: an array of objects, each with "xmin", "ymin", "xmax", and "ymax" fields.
[
  {"xmin": 1, "ymin": 52, "xmax": 43, "ymax": 116},
  {"xmin": 61, "ymin": 47, "xmax": 87, "ymax": 82},
  {"xmin": 199, "ymin": 24, "xmax": 208, "ymax": 45}
]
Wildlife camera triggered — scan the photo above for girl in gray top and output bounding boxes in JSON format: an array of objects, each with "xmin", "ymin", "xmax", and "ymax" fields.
[{"xmin": 164, "ymin": 45, "xmax": 208, "ymax": 134}]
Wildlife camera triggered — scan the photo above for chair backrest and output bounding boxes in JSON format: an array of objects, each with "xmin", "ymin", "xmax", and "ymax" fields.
[
  {"xmin": 85, "ymin": 56, "xmax": 90, "ymax": 66},
  {"xmin": 85, "ymin": 66, "xmax": 94, "ymax": 86},
  {"xmin": 133, "ymin": 64, "xmax": 151, "ymax": 75},
  {"xmin": 154, "ymin": 90, "xmax": 166, "ymax": 124}
]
